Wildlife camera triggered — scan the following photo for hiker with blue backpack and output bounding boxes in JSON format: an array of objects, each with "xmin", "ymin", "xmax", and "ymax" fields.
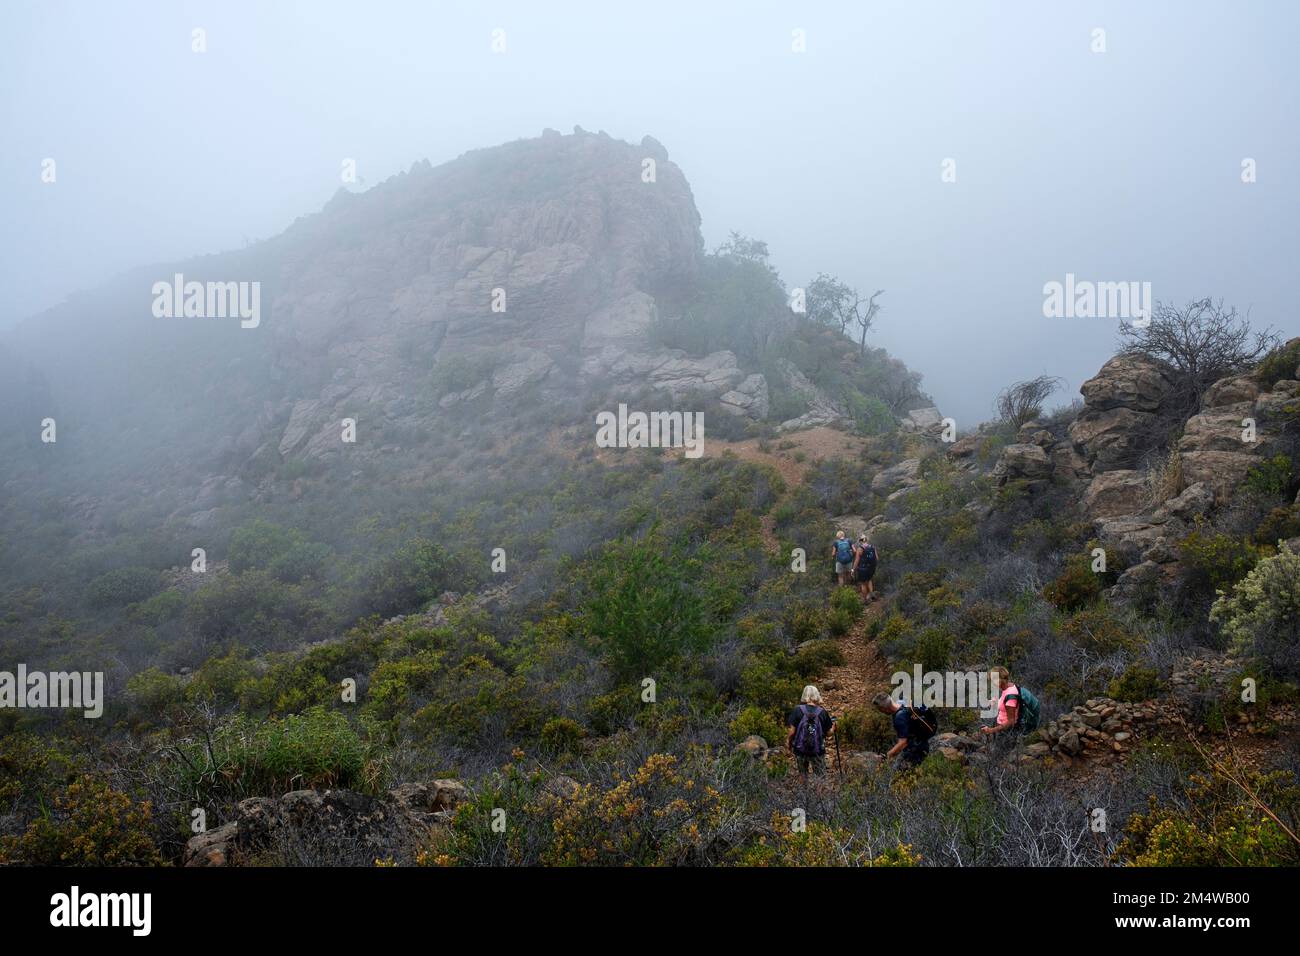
[
  {"xmin": 872, "ymin": 692, "xmax": 936, "ymax": 769},
  {"xmin": 832, "ymin": 531, "xmax": 855, "ymax": 587},
  {"xmin": 787, "ymin": 685, "xmax": 835, "ymax": 776},
  {"xmin": 980, "ymin": 666, "xmax": 1040, "ymax": 737}
]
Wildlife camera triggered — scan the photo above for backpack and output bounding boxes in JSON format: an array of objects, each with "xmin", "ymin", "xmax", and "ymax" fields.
[
  {"xmin": 861, "ymin": 543, "xmax": 877, "ymax": 563},
  {"xmin": 1009, "ymin": 685, "xmax": 1041, "ymax": 732},
  {"xmin": 793, "ymin": 704, "xmax": 826, "ymax": 756},
  {"xmin": 834, "ymin": 540, "xmax": 853, "ymax": 563},
  {"xmin": 906, "ymin": 704, "xmax": 938, "ymax": 743}
]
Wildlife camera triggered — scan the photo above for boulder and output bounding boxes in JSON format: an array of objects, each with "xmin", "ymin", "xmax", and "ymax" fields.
[
  {"xmin": 278, "ymin": 399, "xmax": 324, "ymax": 456},
  {"xmin": 647, "ymin": 350, "xmax": 746, "ymax": 399},
  {"xmin": 429, "ymin": 779, "xmax": 468, "ymax": 811},
  {"xmin": 736, "ymin": 735, "xmax": 768, "ymax": 758},
  {"xmin": 1178, "ymin": 451, "xmax": 1262, "ymax": 500},
  {"xmin": 1095, "ymin": 517, "xmax": 1183, "ymax": 566},
  {"xmin": 871, "ymin": 458, "xmax": 922, "ymax": 496},
  {"xmin": 1050, "ymin": 442, "xmax": 1091, "ymax": 481},
  {"xmin": 1153, "ymin": 481, "xmax": 1215, "ymax": 522},
  {"xmin": 1202, "ymin": 375, "xmax": 1261, "ymax": 408},
  {"xmin": 993, "ymin": 443, "xmax": 1053, "ymax": 482},
  {"xmin": 718, "ymin": 373, "xmax": 770, "ymax": 419},
  {"xmin": 1069, "ymin": 406, "xmax": 1162, "ymax": 471},
  {"xmin": 1078, "ymin": 354, "xmax": 1176, "ymax": 412},
  {"xmin": 775, "ymin": 359, "xmax": 849, "ymax": 430},
  {"xmin": 830, "ymin": 514, "xmax": 869, "ymax": 541},
  {"xmin": 491, "ymin": 349, "xmax": 554, "ymax": 399},
  {"xmin": 1178, "ymin": 402, "xmax": 1259, "ymax": 454},
  {"xmin": 1082, "ymin": 470, "xmax": 1148, "ymax": 519},
  {"xmin": 1015, "ymin": 420, "xmax": 1045, "ymax": 443},
  {"xmin": 901, "ymin": 406, "xmax": 945, "ymax": 435},
  {"xmin": 183, "ymin": 784, "xmax": 449, "ymax": 867},
  {"xmin": 1255, "ymin": 381, "xmax": 1300, "ymax": 421},
  {"xmin": 946, "ymin": 434, "xmax": 982, "ymax": 459},
  {"xmin": 182, "ymin": 821, "xmax": 239, "ymax": 867}
]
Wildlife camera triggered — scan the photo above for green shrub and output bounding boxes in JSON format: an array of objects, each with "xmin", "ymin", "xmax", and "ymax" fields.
[
  {"xmin": 180, "ymin": 706, "xmax": 382, "ymax": 798},
  {"xmin": 430, "ymin": 353, "xmax": 496, "ymax": 398},
  {"xmin": 916, "ymin": 626, "xmax": 954, "ymax": 672},
  {"xmin": 1117, "ymin": 770, "xmax": 1300, "ymax": 866},
  {"xmin": 540, "ymin": 717, "xmax": 587, "ymax": 754},
  {"xmin": 1057, "ymin": 604, "xmax": 1140, "ymax": 654},
  {"xmin": 186, "ymin": 570, "xmax": 331, "ymax": 653},
  {"xmin": 1253, "ymin": 505, "xmax": 1300, "ymax": 547},
  {"xmin": 739, "ymin": 653, "xmax": 803, "ymax": 713},
  {"xmin": 128, "ymin": 589, "xmax": 185, "ymax": 624},
  {"xmin": 847, "ymin": 393, "xmax": 896, "ymax": 435},
  {"xmin": 1210, "ymin": 544, "xmax": 1300, "ymax": 679},
  {"xmin": 794, "ymin": 638, "xmax": 846, "ymax": 677},
  {"xmin": 826, "ymin": 604, "xmax": 856, "ymax": 637},
  {"xmin": 946, "ymin": 707, "xmax": 978, "ymax": 733},
  {"xmin": 1108, "ymin": 664, "xmax": 1165, "ymax": 702},
  {"xmin": 230, "ymin": 519, "xmax": 300, "ymax": 574},
  {"xmin": 0, "ymin": 775, "xmax": 164, "ymax": 866},
  {"xmin": 355, "ymin": 541, "xmax": 457, "ymax": 619},
  {"xmin": 1244, "ymin": 454, "xmax": 1294, "ymax": 499},
  {"xmin": 86, "ymin": 566, "xmax": 162, "ymax": 608},
  {"xmin": 1043, "ymin": 555, "xmax": 1102, "ymax": 613},
  {"xmin": 186, "ymin": 647, "xmax": 258, "ymax": 705},
  {"xmin": 829, "ymin": 586, "xmax": 863, "ymax": 617},
  {"xmin": 729, "ymin": 705, "xmax": 785, "ymax": 745},
  {"xmin": 126, "ymin": 667, "xmax": 185, "ymax": 716},
  {"xmin": 1255, "ymin": 340, "xmax": 1300, "ymax": 388},
  {"xmin": 582, "ymin": 538, "xmax": 714, "ymax": 680},
  {"xmin": 1179, "ymin": 530, "xmax": 1260, "ymax": 595},
  {"xmin": 787, "ymin": 604, "xmax": 824, "ymax": 644},
  {"xmin": 836, "ymin": 706, "xmax": 893, "ymax": 749}
]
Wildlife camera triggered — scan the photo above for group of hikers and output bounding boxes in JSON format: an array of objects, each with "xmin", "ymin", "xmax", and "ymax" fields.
[
  {"xmin": 799, "ymin": 530, "xmax": 1042, "ymax": 777},
  {"xmin": 831, "ymin": 530, "xmax": 878, "ymax": 603},
  {"xmin": 787, "ymin": 666, "xmax": 1041, "ymax": 777}
]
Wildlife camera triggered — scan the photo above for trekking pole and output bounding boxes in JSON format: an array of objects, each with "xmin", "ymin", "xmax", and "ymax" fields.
[{"xmin": 833, "ymin": 719, "xmax": 842, "ymax": 776}]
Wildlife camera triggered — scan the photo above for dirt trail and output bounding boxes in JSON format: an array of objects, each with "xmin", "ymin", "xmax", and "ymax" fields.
[
  {"xmin": 816, "ymin": 593, "xmax": 891, "ymax": 756},
  {"xmin": 700, "ymin": 426, "xmax": 867, "ymax": 488}
]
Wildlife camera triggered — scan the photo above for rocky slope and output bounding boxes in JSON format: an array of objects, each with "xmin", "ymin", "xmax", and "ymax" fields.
[{"xmin": 0, "ymin": 129, "xmax": 920, "ymax": 538}]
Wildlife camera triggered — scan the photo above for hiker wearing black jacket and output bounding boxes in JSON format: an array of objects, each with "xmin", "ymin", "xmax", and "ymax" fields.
[
  {"xmin": 853, "ymin": 534, "xmax": 879, "ymax": 604},
  {"xmin": 787, "ymin": 685, "xmax": 834, "ymax": 776},
  {"xmin": 872, "ymin": 693, "xmax": 929, "ymax": 769}
]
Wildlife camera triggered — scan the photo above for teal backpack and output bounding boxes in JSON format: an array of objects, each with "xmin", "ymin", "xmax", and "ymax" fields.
[{"xmin": 1010, "ymin": 685, "xmax": 1041, "ymax": 732}]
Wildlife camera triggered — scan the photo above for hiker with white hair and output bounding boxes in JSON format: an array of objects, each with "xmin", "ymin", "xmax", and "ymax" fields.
[
  {"xmin": 831, "ymin": 530, "xmax": 854, "ymax": 587},
  {"xmin": 787, "ymin": 685, "xmax": 834, "ymax": 776}
]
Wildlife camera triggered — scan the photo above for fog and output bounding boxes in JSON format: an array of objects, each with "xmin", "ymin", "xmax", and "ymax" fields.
[{"xmin": 3, "ymin": 0, "xmax": 1298, "ymax": 421}]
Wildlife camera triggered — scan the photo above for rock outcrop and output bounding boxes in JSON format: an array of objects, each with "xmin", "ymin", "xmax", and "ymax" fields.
[
  {"xmin": 1069, "ymin": 354, "xmax": 1176, "ymax": 472},
  {"xmin": 183, "ymin": 780, "xmax": 467, "ymax": 867}
]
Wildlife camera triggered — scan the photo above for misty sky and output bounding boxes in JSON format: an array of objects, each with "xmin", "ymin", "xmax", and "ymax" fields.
[{"xmin": 3, "ymin": 0, "xmax": 1298, "ymax": 421}]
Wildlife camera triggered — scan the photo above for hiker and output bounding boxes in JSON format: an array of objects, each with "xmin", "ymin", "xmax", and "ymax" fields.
[
  {"xmin": 872, "ymin": 692, "xmax": 934, "ymax": 769},
  {"xmin": 853, "ymin": 534, "xmax": 878, "ymax": 603},
  {"xmin": 980, "ymin": 666, "xmax": 1039, "ymax": 737},
  {"xmin": 832, "ymin": 531, "xmax": 854, "ymax": 586},
  {"xmin": 787, "ymin": 685, "xmax": 835, "ymax": 776}
]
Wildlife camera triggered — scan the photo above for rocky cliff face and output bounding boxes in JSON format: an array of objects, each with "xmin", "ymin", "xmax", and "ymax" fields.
[
  {"xmin": 0, "ymin": 129, "xmax": 852, "ymax": 530},
  {"xmin": 988, "ymin": 343, "xmax": 1300, "ymax": 597}
]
